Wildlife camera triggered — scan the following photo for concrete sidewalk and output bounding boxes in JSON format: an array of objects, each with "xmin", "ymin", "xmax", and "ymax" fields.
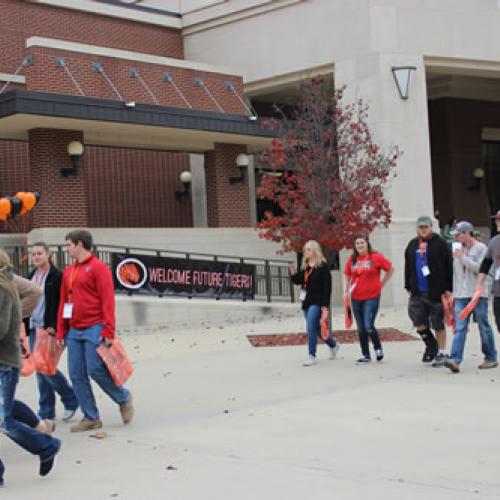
[{"xmin": 4, "ymin": 308, "xmax": 500, "ymax": 499}]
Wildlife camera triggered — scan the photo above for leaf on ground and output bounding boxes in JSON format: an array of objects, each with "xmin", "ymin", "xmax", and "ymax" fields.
[{"xmin": 90, "ymin": 431, "xmax": 108, "ymax": 439}]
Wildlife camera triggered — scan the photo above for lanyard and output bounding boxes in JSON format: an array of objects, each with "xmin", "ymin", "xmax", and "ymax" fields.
[
  {"xmin": 67, "ymin": 264, "xmax": 81, "ymax": 302},
  {"xmin": 418, "ymin": 240, "xmax": 427, "ymax": 266},
  {"xmin": 33, "ymin": 268, "xmax": 48, "ymax": 288},
  {"xmin": 303, "ymin": 268, "xmax": 313, "ymax": 288}
]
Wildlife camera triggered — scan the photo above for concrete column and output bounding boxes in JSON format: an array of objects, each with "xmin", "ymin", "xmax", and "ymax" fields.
[
  {"xmin": 247, "ymin": 154, "xmax": 257, "ymax": 226},
  {"xmin": 335, "ymin": 53, "xmax": 434, "ymax": 306},
  {"xmin": 189, "ymin": 153, "xmax": 208, "ymax": 228}
]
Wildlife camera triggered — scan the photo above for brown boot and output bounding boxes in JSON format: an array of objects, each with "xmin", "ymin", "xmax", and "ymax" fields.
[
  {"xmin": 120, "ymin": 393, "xmax": 134, "ymax": 424},
  {"xmin": 71, "ymin": 418, "xmax": 103, "ymax": 433},
  {"xmin": 478, "ymin": 360, "xmax": 499, "ymax": 370}
]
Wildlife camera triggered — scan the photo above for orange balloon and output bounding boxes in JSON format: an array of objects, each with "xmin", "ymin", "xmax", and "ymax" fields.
[
  {"xmin": 24, "ymin": 192, "xmax": 36, "ymax": 211},
  {"xmin": 0, "ymin": 197, "xmax": 9, "ymax": 221},
  {"xmin": 15, "ymin": 192, "xmax": 28, "ymax": 215}
]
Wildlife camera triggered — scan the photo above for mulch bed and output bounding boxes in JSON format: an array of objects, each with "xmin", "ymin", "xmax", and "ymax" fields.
[{"xmin": 247, "ymin": 328, "xmax": 417, "ymax": 347}]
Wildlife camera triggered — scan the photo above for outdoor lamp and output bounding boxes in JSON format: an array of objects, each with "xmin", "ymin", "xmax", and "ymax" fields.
[
  {"xmin": 61, "ymin": 140, "xmax": 84, "ymax": 177},
  {"xmin": 175, "ymin": 170, "xmax": 192, "ymax": 200},
  {"xmin": 229, "ymin": 153, "xmax": 250, "ymax": 184},
  {"xmin": 468, "ymin": 167, "xmax": 485, "ymax": 192},
  {"xmin": 391, "ymin": 66, "xmax": 416, "ymax": 100}
]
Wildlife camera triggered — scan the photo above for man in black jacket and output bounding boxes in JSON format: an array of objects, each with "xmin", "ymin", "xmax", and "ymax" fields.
[{"xmin": 404, "ymin": 216, "xmax": 453, "ymax": 366}]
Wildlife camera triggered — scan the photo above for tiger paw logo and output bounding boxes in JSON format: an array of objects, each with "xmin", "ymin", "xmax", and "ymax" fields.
[{"xmin": 116, "ymin": 258, "xmax": 147, "ymax": 290}]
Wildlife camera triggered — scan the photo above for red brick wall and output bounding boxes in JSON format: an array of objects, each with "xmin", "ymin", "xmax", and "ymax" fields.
[
  {"xmin": 429, "ymin": 98, "xmax": 499, "ymax": 226},
  {"xmin": 205, "ymin": 143, "xmax": 251, "ymax": 227},
  {"xmin": 0, "ymin": 139, "xmax": 30, "ymax": 233},
  {"xmin": 29, "ymin": 129, "xmax": 89, "ymax": 228},
  {"xmin": 84, "ymin": 146, "xmax": 192, "ymax": 228},
  {"xmin": 0, "ymin": 0, "xmax": 183, "ymax": 76},
  {"xmin": 25, "ymin": 46, "xmax": 246, "ymax": 113},
  {"xmin": 2, "ymin": 134, "xmax": 193, "ymax": 231}
]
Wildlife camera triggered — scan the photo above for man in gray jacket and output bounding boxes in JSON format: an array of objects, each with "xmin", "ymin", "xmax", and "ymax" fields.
[
  {"xmin": 477, "ymin": 210, "xmax": 500, "ymax": 334},
  {"xmin": 445, "ymin": 221, "xmax": 497, "ymax": 373}
]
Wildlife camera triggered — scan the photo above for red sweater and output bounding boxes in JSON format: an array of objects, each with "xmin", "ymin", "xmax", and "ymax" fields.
[{"xmin": 57, "ymin": 254, "xmax": 115, "ymax": 339}]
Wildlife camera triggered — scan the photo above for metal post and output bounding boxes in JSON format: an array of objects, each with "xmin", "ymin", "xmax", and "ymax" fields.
[{"xmin": 264, "ymin": 260, "xmax": 272, "ymax": 303}]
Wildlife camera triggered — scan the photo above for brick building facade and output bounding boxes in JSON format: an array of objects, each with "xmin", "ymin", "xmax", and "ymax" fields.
[{"xmin": 0, "ymin": 0, "xmax": 271, "ymax": 234}]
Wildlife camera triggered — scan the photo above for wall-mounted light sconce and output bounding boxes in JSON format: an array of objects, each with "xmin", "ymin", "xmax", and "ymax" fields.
[
  {"xmin": 175, "ymin": 170, "xmax": 192, "ymax": 200},
  {"xmin": 61, "ymin": 141, "xmax": 84, "ymax": 177},
  {"xmin": 468, "ymin": 167, "xmax": 485, "ymax": 192},
  {"xmin": 229, "ymin": 153, "xmax": 250, "ymax": 184},
  {"xmin": 391, "ymin": 66, "xmax": 416, "ymax": 100}
]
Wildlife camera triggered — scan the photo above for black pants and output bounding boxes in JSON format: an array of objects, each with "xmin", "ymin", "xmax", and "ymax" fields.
[{"xmin": 494, "ymin": 297, "xmax": 500, "ymax": 332}]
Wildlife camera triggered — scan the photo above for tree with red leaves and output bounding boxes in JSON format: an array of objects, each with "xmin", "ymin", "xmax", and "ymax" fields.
[{"xmin": 257, "ymin": 78, "xmax": 401, "ymax": 256}]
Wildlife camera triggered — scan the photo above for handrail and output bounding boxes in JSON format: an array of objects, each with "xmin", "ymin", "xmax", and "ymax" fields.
[{"xmin": 1, "ymin": 243, "xmax": 295, "ymax": 304}]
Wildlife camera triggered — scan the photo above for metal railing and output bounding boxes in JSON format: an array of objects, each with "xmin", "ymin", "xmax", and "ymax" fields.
[{"xmin": 2, "ymin": 243, "xmax": 295, "ymax": 303}]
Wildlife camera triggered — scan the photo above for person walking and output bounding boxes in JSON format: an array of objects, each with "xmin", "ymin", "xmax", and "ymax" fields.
[
  {"xmin": 445, "ymin": 222, "xmax": 497, "ymax": 373},
  {"xmin": 405, "ymin": 216, "xmax": 453, "ymax": 366},
  {"xmin": 477, "ymin": 210, "xmax": 500, "ymax": 334},
  {"xmin": 344, "ymin": 235, "xmax": 394, "ymax": 363},
  {"xmin": 0, "ymin": 249, "xmax": 61, "ymax": 484},
  {"xmin": 290, "ymin": 240, "xmax": 339, "ymax": 366},
  {"xmin": 56, "ymin": 230, "xmax": 134, "ymax": 432},
  {"xmin": 26, "ymin": 242, "xmax": 78, "ymax": 425}
]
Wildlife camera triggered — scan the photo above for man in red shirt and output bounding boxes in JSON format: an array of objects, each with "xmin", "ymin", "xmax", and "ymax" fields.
[{"xmin": 57, "ymin": 230, "xmax": 134, "ymax": 432}]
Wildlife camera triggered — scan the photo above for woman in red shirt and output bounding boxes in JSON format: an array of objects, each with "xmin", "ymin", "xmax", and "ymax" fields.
[{"xmin": 344, "ymin": 235, "xmax": 394, "ymax": 363}]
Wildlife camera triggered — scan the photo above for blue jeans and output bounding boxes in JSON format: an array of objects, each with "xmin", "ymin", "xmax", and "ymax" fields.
[
  {"xmin": 29, "ymin": 329, "xmax": 78, "ymax": 420},
  {"xmin": 0, "ymin": 364, "xmax": 60, "ymax": 462},
  {"xmin": 0, "ymin": 399, "xmax": 41, "ymax": 483},
  {"xmin": 305, "ymin": 305, "xmax": 336, "ymax": 357},
  {"xmin": 351, "ymin": 297, "xmax": 382, "ymax": 358},
  {"xmin": 450, "ymin": 297, "xmax": 497, "ymax": 364},
  {"xmin": 66, "ymin": 324, "xmax": 130, "ymax": 421}
]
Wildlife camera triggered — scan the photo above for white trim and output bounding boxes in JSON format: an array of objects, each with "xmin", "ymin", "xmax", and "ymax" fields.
[
  {"xmin": 26, "ymin": 0, "xmax": 181, "ymax": 29},
  {"xmin": 244, "ymin": 64, "xmax": 334, "ymax": 95},
  {"xmin": 0, "ymin": 73, "xmax": 26, "ymax": 84},
  {"xmin": 425, "ymin": 55, "xmax": 500, "ymax": 78},
  {"xmin": 26, "ymin": 36, "xmax": 238, "ymax": 76},
  {"xmin": 182, "ymin": 0, "xmax": 304, "ymax": 35},
  {"xmin": 482, "ymin": 128, "xmax": 500, "ymax": 141}
]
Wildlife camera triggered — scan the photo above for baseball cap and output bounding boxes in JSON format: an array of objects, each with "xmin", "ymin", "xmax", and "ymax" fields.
[
  {"xmin": 416, "ymin": 216, "xmax": 432, "ymax": 227},
  {"xmin": 452, "ymin": 221, "xmax": 474, "ymax": 234},
  {"xmin": 490, "ymin": 210, "xmax": 500, "ymax": 219}
]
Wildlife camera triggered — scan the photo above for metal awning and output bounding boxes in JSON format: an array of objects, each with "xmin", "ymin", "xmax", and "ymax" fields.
[{"xmin": 0, "ymin": 90, "xmax": 273, "ymax": 151}]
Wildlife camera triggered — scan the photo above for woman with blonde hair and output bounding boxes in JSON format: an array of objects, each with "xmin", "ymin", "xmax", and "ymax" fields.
[
  {"xmin": 290, "ymin": 240, "xmax": 339, "ymax": 366},
  {"xmin": 0, "ymin": 249, "xmax": 61, "ymax": 484}
]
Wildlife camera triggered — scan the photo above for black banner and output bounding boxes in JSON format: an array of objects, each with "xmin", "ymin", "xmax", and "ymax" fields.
[{"xmin": 112, "ymin": 253, "xmax": 256, "ymax": 300}]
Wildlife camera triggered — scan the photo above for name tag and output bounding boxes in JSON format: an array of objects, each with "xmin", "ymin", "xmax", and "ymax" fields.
[
  {"xmin": 63, "ymin": 303, "xmax": 74, "ymax": 319},
  {"xmin": 496, "ymin": 267, "xmax": 500, "ymax": 281},
  {"xmin": 299, "ymin": 290, "xmax": 307, "ymax": 301},
  {"xmin": 422, "ymin": 266, "xmax": 431, "ymax": 277}
]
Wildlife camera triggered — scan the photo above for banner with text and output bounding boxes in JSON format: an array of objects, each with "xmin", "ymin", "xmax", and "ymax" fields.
[{"xmin": 112, "ymin": 253, "xmax": 256, "ymax": 300}]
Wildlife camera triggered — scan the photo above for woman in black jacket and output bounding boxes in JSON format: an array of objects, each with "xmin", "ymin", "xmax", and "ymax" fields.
[
  {"xmin": 27, "ymin": 242, "xmax": 78, "ymax": 424},
  {"xmin": 291, "ymin": 240, "xmax": 339, "ymax": 366}
]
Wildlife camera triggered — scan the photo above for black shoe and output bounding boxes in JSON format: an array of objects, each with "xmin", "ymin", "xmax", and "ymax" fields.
[
  {"xmin": 40, "ymin": 439, "xmax": 61, "ymax": 477},
  {"xmin": 376, "ymin": 349, "xmax": 384, "ymax": 362},
  {"xmin": 422, "ymin": 346, "xmax": 438, "ymax": 363},
  {"xmin": 432, "ymin": 353, "xmax": 448, "ymax": 367},
  {"xmin": 356, "ymin": 356, "xmax": 371, "ymax": 363}
]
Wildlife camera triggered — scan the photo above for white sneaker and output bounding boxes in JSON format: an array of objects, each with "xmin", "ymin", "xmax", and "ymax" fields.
[
  {"xmin": 329, "ymin": 344, "xmax": 340, "ymax": 360},
  {"xmin": 62, "ymin": 409, "xmax": 77, "ymax": 422},
  {"xmin": 302, "ymin": 356, "xmax": 318, "ymax": 367}
]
